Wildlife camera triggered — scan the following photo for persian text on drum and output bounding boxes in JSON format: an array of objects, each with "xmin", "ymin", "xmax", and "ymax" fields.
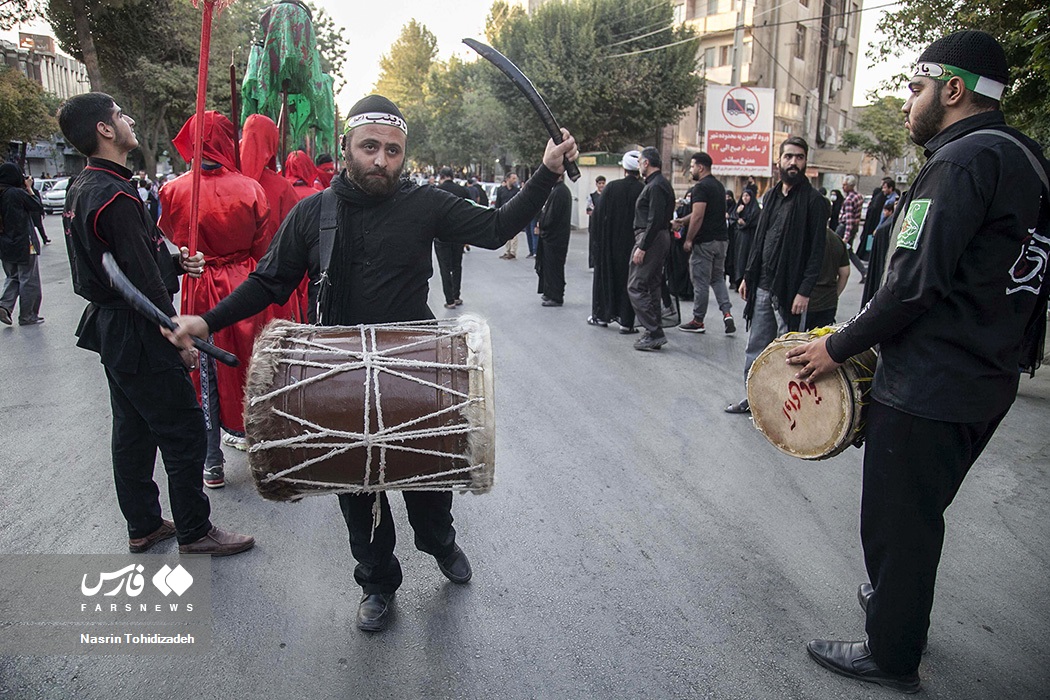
[{"xmin": 747, "ymin": 327, "xmax": 877, "ymax": 461}]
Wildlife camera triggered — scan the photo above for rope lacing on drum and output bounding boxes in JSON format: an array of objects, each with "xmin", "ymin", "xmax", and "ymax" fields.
[{"xmin": 248, "ymin": 321, "xmax": 490, "ymax": 501}]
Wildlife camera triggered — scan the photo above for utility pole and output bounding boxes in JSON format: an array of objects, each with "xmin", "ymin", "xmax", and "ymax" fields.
[{"xmin": 730, "ymin": 0, "xmax": 747, "ymax": 86}]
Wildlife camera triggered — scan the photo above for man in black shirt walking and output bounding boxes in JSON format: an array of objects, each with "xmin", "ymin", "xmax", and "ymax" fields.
[
  {"xmin": 787, "ymin": 31, "xmax": 1050, "ymax": 693},
  {"xmin": 168, "ymin": 94, "xmax": 578, "ymax": 633},
  {"xmin": 434, "ymin": 167, "xmax": 470, "ymax": 308},
  {"xmin": 676, "ymin": 152, "xmax": 734, "ymax": 334},
  {"xmin": 628, "ymin": 147, "xmax": 675, "ymax": 351}
]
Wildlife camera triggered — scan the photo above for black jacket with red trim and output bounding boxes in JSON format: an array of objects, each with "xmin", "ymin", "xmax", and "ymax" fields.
[{"xmin": 64, "ymin": 157, "xmax": 183, "ymax": 373}]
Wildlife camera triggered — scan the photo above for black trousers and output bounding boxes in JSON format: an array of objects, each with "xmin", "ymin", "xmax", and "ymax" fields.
[
  {"xmin": 105, "ymin": 363, "xmax": 212, "ymax": 544},
  {"xmin": 861, "ymin": 399, "xmax": 1006, "ymax": 675},
  {"xmin": 535, "ymin": 238, "xmax": 568, "ymax": 303},
  {"xmin": 338, "ymin": 491, "xmax": 456, "ymax": 594},
  {"xmin": 434, "ymin": 241, "xmax": 464, "ymax": 304}
]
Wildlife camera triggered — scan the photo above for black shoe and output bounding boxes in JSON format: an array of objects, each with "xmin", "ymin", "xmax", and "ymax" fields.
[
  {"xmin": 806, "ymin": 639, "xmax": 920, "ymax": 694},
  {"xmin": 586, "ymin": 316, "xmax": 608, "ymax": 327},
  {"xmin": 857, "ymin": 583, "xmax": 928, "ymax": 654},
  {"xmin": 723, "ymin": 313, "xmax": 736, "ymax": 334},
  {"xmin": 634, "ymin": 332, "xmax": 667, "ymax": 351},
  {"xmin": 618, "ymin": 325, "xmax": 639, "ymax": 335},
  {"xmin": 858, "ymin": 582, "xmax": 873, "ymax": 612},
  {"xmin": 0, "ymin": 307, "xmax": 11, "ymax": 325},
  {"xmin": 724, "ymin": 399, "xmax": 750, "ymax": 414},
  {"xmin": 356, "ymin": 593, "xmax": 393, "ymax": 632},
  {"xmin": 436, "ymin": 545, "xmax": 472, "ymax": 584},
  {"xmin": 541, "ymin": 299, "xmax": 563, "ymax": 307}
]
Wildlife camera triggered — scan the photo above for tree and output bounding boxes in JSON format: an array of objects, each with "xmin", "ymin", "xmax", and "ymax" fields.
[
  {"xmin": 480, "ymin": 0, "xmax": 702, "ymax": 165},
  {"xmin": 44, "ymin": 0, "xmax": 348, "ymax": 175},
  {"xmin": 374, "ymin": 19, "xmax": 439, "ymax": 166},
  {"xmin": 0, "ymin": 0, "xmax": 46, "ymax": 31},
  {"xmin": 0, "ymin": 66, "xmax": 59, "ymax": 144},
  {"xmin": 839, "ymin": 97, "xmax": 916, "ymax": 175},
  {"xmin": 871, "ymin": 0, "xmax": 1050, "ymax": 147}
]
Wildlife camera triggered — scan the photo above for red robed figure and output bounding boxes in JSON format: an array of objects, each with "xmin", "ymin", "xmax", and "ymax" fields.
[
  {"xmin": 160, "ymin": 111, "xmax": 272, "ymax": 434},
  {"xmin": 240, "ymin": 113, "xmax": 302, "ymax": 322},
  {"xmin": 283, "ymin": 150, "xmax": 321, "ymax": 197}
]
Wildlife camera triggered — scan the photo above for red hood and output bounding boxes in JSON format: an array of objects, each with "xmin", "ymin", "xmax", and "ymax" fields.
[
  {"xmin": 283, "ymin": 150, "xmax": 317, "ymax": 185},
  {"xmin": 240, "ymin": 114, "xmax": 279, "ymax": 183},
  {"xmin": 316, "ymin": 162, "xmax": 336, "ymax": 188},
  {"xmin": 172, "ymin": 111, "xmax": 238, "ymax": 173}
]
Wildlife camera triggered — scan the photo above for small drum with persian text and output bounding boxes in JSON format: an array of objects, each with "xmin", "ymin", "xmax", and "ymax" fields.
[
  {"xmin": 746, "ymin": 328, "xmax": 877, "ymax": 460},
  {"xmin": 243, "ymin": 316, "xmax": 495, "ymax": 500}
]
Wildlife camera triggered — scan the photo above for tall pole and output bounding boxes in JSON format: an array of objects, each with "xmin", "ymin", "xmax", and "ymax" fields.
[
  {"xmin": 731, "ymin": 0, "xmax": 746, "ymax": 86},
  {"xmin": 186, "ymin": 0, "xmax": 218, "ymax": 314}
]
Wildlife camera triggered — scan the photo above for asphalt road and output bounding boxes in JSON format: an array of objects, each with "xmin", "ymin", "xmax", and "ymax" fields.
[{"xmin": 1, "ymin": 216, "xmax": 1048, "ymax": 699}]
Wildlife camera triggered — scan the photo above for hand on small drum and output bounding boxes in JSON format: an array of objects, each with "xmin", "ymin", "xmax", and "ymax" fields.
[{"xmin": 784, "ymin": 336, "xmax": 841, "ymax": 381}]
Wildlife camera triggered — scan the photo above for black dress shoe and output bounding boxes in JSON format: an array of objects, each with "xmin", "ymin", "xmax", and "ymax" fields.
[
  {"xmin": 541, "ymin": 299, "xmax": 563, "ymax": 307},
  {"xmin": 724, "ymin": 399, "xmax": 750, "ymax": 414},
  {"xmin": 806, "ymin": 639, "xmax": 919, "ymax": 694},
  {"xmin": 857, "ymin": 583, "xmax": 928, "ymax": 654},
  {"xmin": 858, "ymin": 582, "xmax": 874, "ymax": 612},
  {"xmin": 357, "ymin": 593, "xmax": 393, "ymax": 632},
  {"xmin": 436, "ymin": 545, "xmax": 472, "ymax": 584}
]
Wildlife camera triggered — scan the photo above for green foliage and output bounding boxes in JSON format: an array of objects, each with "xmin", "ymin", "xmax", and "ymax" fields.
[
  {"xmin": 44, "ymin": 0, "xmax": 348, "ymax": 173},
  {"xmin": 373, "ymin": 0, "xmax": 702, "ymax": 171},
  {"xmin": 483, "ymin": 0, "xmax": 702, "ymax": 164},
  {"xmin": 373, "ymin": 19, "xmax": 438, "ymax": 166},
  {"xmin": 0, "ymin": 66, "xmax": 59, "ymax": 144},
  {"xmin": 0, "ymin": 0, "xmax": 45, "ymax": 31},
  {"xmin": 839, "ymin": 96, "xmax": 916, "ymax": 175},
  {"xmin": 870, "ymin": 0, "xmax": 1050, "ymax": 147}
]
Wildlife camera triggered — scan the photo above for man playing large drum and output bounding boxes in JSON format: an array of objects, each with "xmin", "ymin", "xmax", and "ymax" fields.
[
  {"xmin": 786, "ymin": 31, "xmax": 1050, "ymax": 694},
  {"xmin": 167, "ymin": 94, "xmax": 578, "ymax": 633}
]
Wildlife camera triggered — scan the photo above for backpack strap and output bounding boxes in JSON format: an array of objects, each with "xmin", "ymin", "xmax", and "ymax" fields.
[
  {"xmin": 970, "ymin": 129, "xmax": 1049, "ymax": 195},
  {"xmin": 315, "ymin": 188, "xmax": 339, "ymax": 325}
]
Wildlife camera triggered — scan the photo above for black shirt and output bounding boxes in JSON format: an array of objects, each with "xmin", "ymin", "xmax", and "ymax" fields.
[
  {"xmin": 633, "ymin": 171, "xmax": 675, "ymax": 251},
  {"xmin": 826, "ymin": 112, "xmax": 1050, "ymax": 422},
  {"xmin": 64, "ymin": 158, "xmax": 183, "ymax": 373},
  {"xmin": 202, "ymin": 166, "xmax": 559, "ymax": 330},
  {"xmin": 689, "ymin": 175, "xmax": 727, "ymax": 243},
  {"xmin": 758, "ymin": 189, "xmax": 790, "ymax": 290}
]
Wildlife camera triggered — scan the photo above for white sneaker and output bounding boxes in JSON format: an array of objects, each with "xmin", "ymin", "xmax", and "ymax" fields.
[{"xmin": 221, "ymin": 432, "xmax": 248, "ymax": 451}]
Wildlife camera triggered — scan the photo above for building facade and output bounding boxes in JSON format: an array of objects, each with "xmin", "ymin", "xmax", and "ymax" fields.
[
  {"xmin": 666, "ymin": 0, "xmax": 864, "ymax": 191},
  {"xmin": 2, "ymin": 33, "xmax": 91, "ymax": 176}
]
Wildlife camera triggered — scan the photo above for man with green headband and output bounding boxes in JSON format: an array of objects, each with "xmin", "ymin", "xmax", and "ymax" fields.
[
  {"xmin": 167, "ymin": 94, "xmax": 578, "ymax": 633},
  {"xmin": 786, "ymin": 30, "xmax": 1050, "ymax": 692}
]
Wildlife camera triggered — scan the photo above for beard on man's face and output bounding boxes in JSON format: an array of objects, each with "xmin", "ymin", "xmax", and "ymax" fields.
[
  {"xmin": 347, "ymin": 157, "xmax": 403, "ymax": 197},
  {"xmin": 907, "ymin": 89, "xmax": 946, "ymax": 147},
  {"xmin": 779, "ymin": 163, "xmax": 804, "ymax": 185}
]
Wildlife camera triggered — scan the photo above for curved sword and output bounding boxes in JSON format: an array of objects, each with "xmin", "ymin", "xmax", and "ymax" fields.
[{"xmin": 463, "ymin": 38, "xmax": 580, "ymax": 182}]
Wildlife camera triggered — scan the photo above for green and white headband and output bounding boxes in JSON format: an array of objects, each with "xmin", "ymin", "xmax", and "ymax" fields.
[
  {"xmin": 914, "ymin": 62, "xmax": 1006, "ymax": 101},
  {"xmin": 344, "ymin": 112, "xmax": 409, "ymax": 136}
]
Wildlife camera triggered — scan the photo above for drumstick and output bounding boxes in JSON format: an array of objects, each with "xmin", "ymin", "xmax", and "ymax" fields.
[{"xmin": 101, "ymin": 252, "xmax": 240, "ymax": 367}]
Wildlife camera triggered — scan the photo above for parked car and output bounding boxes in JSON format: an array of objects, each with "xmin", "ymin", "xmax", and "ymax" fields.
[
  {"xmin": 33, "ymin": 178, "xmax": 60, "ymax": 196},
  {"xmin": 480, "ymin": 182, "xmax": 499, "ymax": 205},
  {"xmin": 41, "ymin": 177, "xmax": 69, "ymax": 214}
]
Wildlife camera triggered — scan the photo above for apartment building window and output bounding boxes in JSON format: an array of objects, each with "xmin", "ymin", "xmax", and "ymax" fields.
[
  {"xmin": 795, "ymin": 25, "xmax": 806, "ymax": 60},
  {"xmin": 800, "ymin": 0, "xmax": 809, "ymax": 7},
  {"xmin": 704, "ymin": 47, "xmax": 717, "ymax": 68},
  {"xmin": 790, "ymin": 93, "xmax": 802, "ymax": 105},
  {"xmin": 853, "ymin": 4, "xmax": 860, "ymax": 35},
  {"xmin": 708, "ymin": 0, "xmax": 721, "ymax": 15},
  {"xmin": 720, "ymin": 44, "xmax": 731, "ymax": 66},
  {"xmin": 847, "ymin": 51, "xmax": 854, "ymax": 76}
]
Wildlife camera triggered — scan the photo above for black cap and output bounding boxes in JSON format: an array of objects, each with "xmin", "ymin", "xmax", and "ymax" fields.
[{"xmin": 918, "ymin": 30, "xmax": 1009, "ymax": 85}]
